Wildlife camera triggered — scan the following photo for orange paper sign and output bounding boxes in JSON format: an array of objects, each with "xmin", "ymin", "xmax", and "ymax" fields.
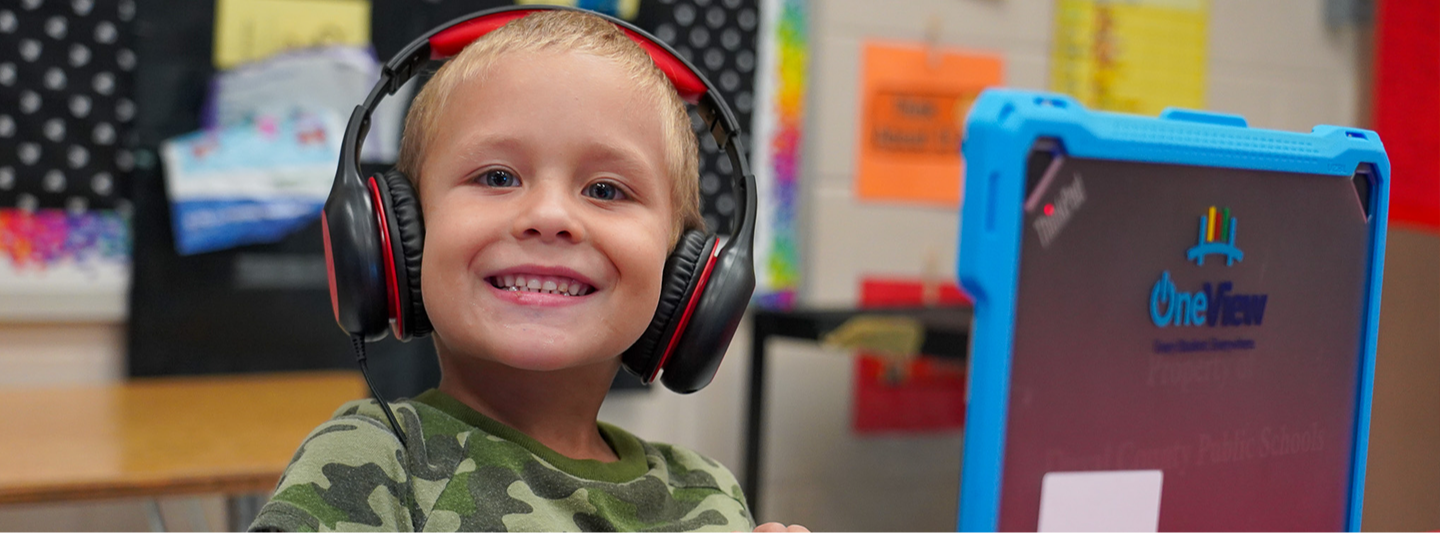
[{"xmin": 856, "ymin": 42, "xmax": 1003, "ymax": 206}]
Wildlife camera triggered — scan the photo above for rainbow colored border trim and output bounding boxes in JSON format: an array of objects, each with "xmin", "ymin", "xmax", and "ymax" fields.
[
  {"xmin": 752, "ymin": 0, "xmax": 806, "ymax": 309},
  {"xmin": 0, "ymin": 209, "xmax": 130, "ymax": 270}
]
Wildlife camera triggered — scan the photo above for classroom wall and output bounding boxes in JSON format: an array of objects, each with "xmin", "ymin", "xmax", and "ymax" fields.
[
  {"xmin": 750, "ymin": 1, "xmax": 1395, "ymax": 531},
  {"xmin": 747, "ymin": 0, "xmax": 1434, "ymax": 531},
  {"xmin": 3, "ymin": 1, "xmax": 1438, "ymax": 532}
]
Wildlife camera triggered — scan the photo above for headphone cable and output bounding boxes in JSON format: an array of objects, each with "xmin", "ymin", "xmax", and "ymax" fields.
[{"xmin": 351, "ymin": 334, "xmax": 410, "ymax": 449}]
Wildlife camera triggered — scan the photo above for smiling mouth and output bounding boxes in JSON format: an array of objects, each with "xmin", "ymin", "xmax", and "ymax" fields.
[{"xmin": 487, "ymin": 274, "xmax": 594, "ymax": 296}]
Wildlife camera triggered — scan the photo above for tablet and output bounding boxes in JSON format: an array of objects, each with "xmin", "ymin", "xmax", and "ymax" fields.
[{"xmin": 955, "ymin": 89, "xmax": 1389, "ymax": 532}]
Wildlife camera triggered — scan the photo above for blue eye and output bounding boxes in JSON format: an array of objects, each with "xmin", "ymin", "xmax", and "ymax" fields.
[
  {"xmin": 481, "ymin": 169, "xmax": 518, "ymax": 188},
  {"xmin": 584, "ymin": 181, "xmax": 626, "ymax": 201}
]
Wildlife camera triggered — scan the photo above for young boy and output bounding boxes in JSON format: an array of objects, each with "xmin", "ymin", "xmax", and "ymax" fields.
[{"xmin": 249, "ymin": 10, "xmax": 806, "ymax": 533}]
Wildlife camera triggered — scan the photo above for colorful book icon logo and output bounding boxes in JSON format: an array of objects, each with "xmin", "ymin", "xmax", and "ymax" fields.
[{"xmin": 1186, "ymin": 206, "xmax": 1243, "ymax": 266}]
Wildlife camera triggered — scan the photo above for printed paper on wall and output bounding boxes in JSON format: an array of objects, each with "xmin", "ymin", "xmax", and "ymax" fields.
[
  {"xmin": 1050, "ymin": 0, "xmax": 1209, "ymax": 115},
  {"xmin": 856, "ymin": 42, "xmax": 1002, "ymax": 207},
  {"xmin": 213, "ymin": 0, "xmax": 371, "ymax": 69}
]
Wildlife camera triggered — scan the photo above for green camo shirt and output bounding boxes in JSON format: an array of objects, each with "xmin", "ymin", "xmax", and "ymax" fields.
[{"xmin": 250, "ymin": 390, "xmax": 754, "ymax": 532}]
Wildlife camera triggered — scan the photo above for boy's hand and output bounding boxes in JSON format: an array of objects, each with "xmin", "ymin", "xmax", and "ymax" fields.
[{"xmin": 753, "ymin": 522, "xmax": 810, "ymax": 532}]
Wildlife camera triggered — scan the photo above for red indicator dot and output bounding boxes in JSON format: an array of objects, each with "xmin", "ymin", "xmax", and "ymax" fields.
[{"xmin": 1044, "ymin": 204, "xmax": 1055, "ymax": 216}]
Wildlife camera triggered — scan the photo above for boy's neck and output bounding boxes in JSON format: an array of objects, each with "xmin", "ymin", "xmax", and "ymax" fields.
[{"xmin": 435, "ymin": 346, "xmax": 622, "ymax": 463}]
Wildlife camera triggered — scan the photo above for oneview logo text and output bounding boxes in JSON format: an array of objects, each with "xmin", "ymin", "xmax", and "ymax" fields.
[{"xmin": 1150, "ymin": 271, "xmax": 1269, "ymax": 328}]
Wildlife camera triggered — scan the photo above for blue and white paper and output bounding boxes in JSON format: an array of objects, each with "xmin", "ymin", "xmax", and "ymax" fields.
[
  {"xmin": 161, "ymin": 111, "xmax": 341, "ymax": 255},
  {"xmin": 203, "ymin": 46, "xmax": 410, "ymax": 163}
]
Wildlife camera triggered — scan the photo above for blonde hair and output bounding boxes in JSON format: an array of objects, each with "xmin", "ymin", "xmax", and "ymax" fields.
[{"xmin": 396, "ymin": 10, "xmax": 704, "ymax": 244}]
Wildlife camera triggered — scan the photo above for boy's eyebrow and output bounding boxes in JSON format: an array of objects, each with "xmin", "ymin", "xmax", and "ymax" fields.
[
  {"xmin": 451, "ymin": 132, "xmax": 659, "ymax": 176},
  {"xmin": 452, "ymin": 133, "xmax": 529, "ymax": 161},
  {"xmin": 577, "ymin": 140, "xmax": 659, "ymax": 176}
]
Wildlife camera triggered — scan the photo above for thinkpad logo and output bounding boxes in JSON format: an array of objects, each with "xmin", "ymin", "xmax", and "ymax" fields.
[{"xmin": 1033, "ymin": 173, "xmax": 1086, "ymax": 248}]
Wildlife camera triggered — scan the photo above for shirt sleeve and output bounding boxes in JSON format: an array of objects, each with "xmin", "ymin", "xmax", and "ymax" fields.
[
  {"xmin": 652, "ymin": 442, "xmax": 756, "ymax": 531},
  {"xmin": 249, "ymin": 403, "xmax": 416, "ymax": 532}
]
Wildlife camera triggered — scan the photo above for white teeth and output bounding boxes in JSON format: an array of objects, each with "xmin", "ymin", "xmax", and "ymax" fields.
[{"xmin": 492, "ymin": 274, "xmax": 593, "ymax": 296}]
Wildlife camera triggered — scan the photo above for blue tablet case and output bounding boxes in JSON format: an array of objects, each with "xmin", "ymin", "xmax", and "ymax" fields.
[{"xmin": 955, "ymin": 89, "xmax": 1389, "ymax": 531}]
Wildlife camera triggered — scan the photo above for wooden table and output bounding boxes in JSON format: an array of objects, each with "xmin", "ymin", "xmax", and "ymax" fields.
[{"xmin": 0, "ymin": 370, "xmax": 368, "ymax": 521}]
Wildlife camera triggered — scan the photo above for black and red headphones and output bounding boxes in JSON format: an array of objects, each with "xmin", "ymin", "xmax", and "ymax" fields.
[{"xmin": 322, "ymin": 5, "xmax": 757, "ymax": 396}]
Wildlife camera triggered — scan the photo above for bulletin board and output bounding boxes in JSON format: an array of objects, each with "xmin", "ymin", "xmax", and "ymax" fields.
[
  {"xmin": 0, "ymin": 0, "xmax": 137, "ymax": 322},
  {"xmin": 123, "ymin": 0, "xmax": 760, "ymax": 396}
]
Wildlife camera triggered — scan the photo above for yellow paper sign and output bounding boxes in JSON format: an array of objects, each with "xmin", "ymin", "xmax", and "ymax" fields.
[
  {"xmin": 856, "ymin": 42, "xmax": 1003, "ymax": 206},
  {"xmin": 213, "ymin": 0, "xmax": 371, "ymax": 69},
  {"xmin": 1050, "ymin": 0, "xmax": 1209, "ymax": 115},
  {"xmin": 516, "ymin": 0, "xmax": 640, "ymax": 20}
]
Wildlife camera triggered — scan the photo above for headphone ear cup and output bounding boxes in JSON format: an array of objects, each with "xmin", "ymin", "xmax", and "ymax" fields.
[
  {"xmin": 377, "ymin": 170, "xmax": 431, "ymax": 339},
  {"xmin": 622, "ymin": 230, "xmax": 716, "ymax": 381},
  {"xmin": 658, "ymin": 239, "xmax": 754, "ymax": 393},
  {"xmin": 323, "ymin": 175, "xmax": 391, "ymax": 340}
]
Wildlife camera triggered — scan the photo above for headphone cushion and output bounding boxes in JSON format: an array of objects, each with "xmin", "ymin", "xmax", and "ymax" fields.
[
  {"xmin": 622, "ymin": 230, "xmax": 713, "ymax": 379},
  {"xmin": 380, "ymin": 170, "xmax": 431, "ymax": 337}
]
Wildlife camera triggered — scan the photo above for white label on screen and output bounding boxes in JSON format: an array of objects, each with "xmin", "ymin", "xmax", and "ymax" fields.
[{"xmin": 1037, "ymin": 470, "xmax": 1163, "ymax": 532}]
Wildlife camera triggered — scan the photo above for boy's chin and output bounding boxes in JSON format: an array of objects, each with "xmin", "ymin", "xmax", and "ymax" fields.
[
  {"xmin": 464, "ymin": 332, "xmax": 627, "ymax": 373},
  {"xmin": 491, "ymin": 348, "xmax": 609, "ymax": 372}
]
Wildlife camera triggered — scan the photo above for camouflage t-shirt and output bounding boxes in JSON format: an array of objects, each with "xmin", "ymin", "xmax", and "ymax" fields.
[{"xmin": 249, "ymin": 389, "xmax": 754, "ymax": 532}]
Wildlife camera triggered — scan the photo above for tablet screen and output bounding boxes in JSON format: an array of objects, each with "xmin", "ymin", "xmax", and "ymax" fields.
[{"xmin": 1000, "ymin": 142, "xmax": 1373, "ymax": 531}]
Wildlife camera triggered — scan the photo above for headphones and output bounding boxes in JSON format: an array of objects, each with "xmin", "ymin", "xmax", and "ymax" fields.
[{"xmin": 322, "ymin": 5, "xmax": 756, "ymax": 394}]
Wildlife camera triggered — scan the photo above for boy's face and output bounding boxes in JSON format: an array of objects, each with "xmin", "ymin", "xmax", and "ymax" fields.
[{"xmin": 418, "ymin": 50, "xmax": 675, "ymax": 372}]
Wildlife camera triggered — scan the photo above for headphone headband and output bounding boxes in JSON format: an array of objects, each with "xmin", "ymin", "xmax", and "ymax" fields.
[{"xmin": 337, "ymin": 5, "xmax": 756, "ymax": 246}]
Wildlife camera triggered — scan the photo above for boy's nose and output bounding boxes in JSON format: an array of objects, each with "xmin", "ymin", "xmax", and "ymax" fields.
[{"xmin": 512, "ymin": 184, "xmax": 585, "ymax": 243}]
